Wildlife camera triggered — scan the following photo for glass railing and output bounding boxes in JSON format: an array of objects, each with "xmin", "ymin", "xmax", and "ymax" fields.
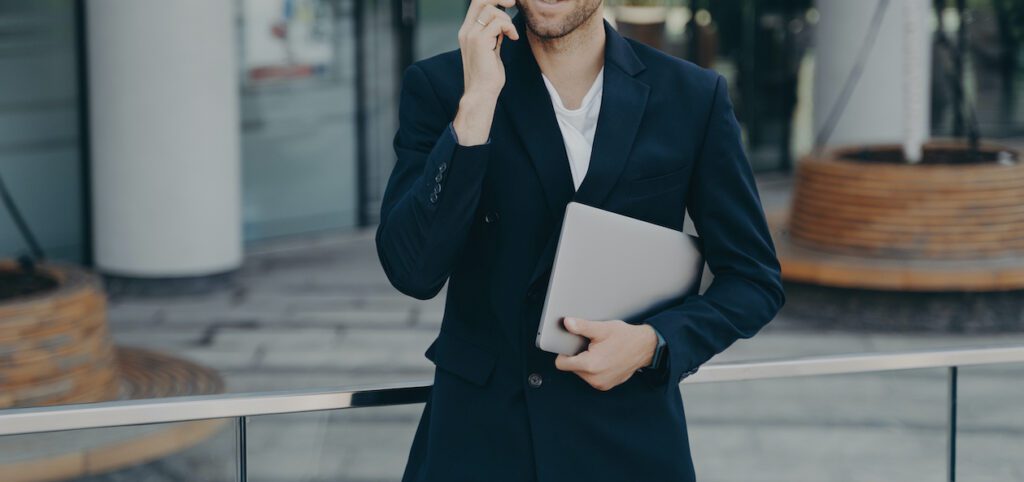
[
  {"xmin": 1, "ymin": 346, "xmax": 1022, "ymax": 481},
  {"xmin": 0, "ymin": 417, "xmax": 238, "ymax": 481}
]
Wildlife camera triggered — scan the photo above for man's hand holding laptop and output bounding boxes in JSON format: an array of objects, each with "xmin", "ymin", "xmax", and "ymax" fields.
[{"xmin": 554, "ymin": 317, "xmax": 659, "ymax": 391}]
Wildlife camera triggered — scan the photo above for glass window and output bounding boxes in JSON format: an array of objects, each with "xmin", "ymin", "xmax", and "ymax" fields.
[
  {"xmin": 239, "ymin": 0, "xmax": 359, "ymax": 239},
  {"xmin": 0, "ymin": 0, "xmax": 85, "ymax": 262}
]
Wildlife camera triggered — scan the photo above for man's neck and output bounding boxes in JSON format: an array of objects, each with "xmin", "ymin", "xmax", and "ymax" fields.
[{"xmin": 527, "ymin": 10, "xmax": 606, "ymax": 109}]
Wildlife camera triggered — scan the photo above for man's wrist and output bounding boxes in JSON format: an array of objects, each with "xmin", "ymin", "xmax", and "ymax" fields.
[
  {"xmin": 642, "ymin": 324, "xmax": 667, "ymax": 370},
  {"xmin": 452, "ymin": 92, "xmax": 497, "ymax": 146}
]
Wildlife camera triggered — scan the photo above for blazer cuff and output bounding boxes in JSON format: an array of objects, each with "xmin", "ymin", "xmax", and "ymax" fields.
[{"xmin": 420, "ymin": 123, "xmax": 491, "ymax": 208}]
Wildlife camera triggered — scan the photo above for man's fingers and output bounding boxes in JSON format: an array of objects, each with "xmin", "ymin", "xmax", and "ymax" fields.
[
  {"xmin": 498, "ymin": 17, "xmax": 519, "ymax": 40},
  {"xmin": 480, "ymin": 0, "xmax": 516, "ymax": 11},
  {"xmin": 473, "ymin": 5, "xmax": 506, "ymax": 27},
  {"xmin": 464, "ymin": 0, "xmax": 489, "ymax": 21},
  {"xmin": 557, "ymin": 356, "xmax": 618, "ymax": 391},
  {"xmin": 563, "ymin": 317, "xmax": 607, "ymax": 340},
  {"xmin": 555, "ymin": 352, "xmax": 594, "ymax": 373},
  {"xmin": 554, "ymin": 354, "xmax": 571, "ymax": 371},
  {"xmin": 461, "ymin": 6, "xmax": 517, "ymax": 48},
  {"xmin": 465, "ymin": 0, "xmax": 516, "ymax": 28},
  {"xmin": 478, "ymin": 14, "xmax": 518, "ymax": 42}
]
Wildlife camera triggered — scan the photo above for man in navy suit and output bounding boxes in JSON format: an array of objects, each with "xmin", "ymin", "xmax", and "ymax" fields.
[{"xmin": 376, "ymin": 1, "xmax": 785, "ymax": 480}]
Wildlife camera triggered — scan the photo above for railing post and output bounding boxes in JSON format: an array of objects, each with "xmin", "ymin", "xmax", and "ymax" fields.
[
  {"xmin": 236, "ymin": 416, "xmax": 248, "ymax": 482},
  {"xmin": 947, "ymin": 366, "xmax": 958, "ymax": 482}
]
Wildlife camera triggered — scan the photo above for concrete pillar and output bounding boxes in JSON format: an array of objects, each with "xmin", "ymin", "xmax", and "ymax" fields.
[
  {"xmin": 813, "ymin": 0, "xmax": 932, "ymax": 151},
  {"xmin": 87, "ymin": 0, "xmax": 241, "ymax": 277}
]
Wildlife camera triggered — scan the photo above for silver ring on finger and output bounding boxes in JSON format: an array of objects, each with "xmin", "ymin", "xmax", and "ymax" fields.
[{"xmin": 475, "ymin": 17, "xmax": 487, "ymax": 27}]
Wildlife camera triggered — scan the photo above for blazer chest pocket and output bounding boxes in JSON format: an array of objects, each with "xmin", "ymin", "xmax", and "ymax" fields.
[
  {"xmin": 424, "ymin": 330, "xmax": 497, "ymax": 386},
  {"xmin": 617, "ymin": 164, "xmax": 690, "ymax": 201}
]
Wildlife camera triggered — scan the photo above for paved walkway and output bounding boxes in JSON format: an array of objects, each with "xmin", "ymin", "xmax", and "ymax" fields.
[
  {"xmin": 0, "ymin": 175, "xmax": 1015, "ymax": 481},
  {"xmin": 82, "ymin": 189, "xmax": 1024, "ymax": 480}
]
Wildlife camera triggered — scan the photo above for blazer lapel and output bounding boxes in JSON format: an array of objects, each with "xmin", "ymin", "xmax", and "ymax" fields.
[
  {"xmin": 572, "ymin": 21, "xmax": 650, "ymax": 207},
  {"xmin": 498, "ymin": 13, "xmax": 575, "ymax": 222}
]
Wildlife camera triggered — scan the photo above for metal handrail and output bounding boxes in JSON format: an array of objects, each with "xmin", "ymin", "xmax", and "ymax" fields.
[{"xmin": 2, "ymin": 344, "xmax": 1023, "ymax": 437}]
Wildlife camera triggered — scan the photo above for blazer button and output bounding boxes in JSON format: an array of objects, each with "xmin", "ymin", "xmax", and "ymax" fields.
[
  {"xmin": 484, "ymin": 211, "xmax": 499, "ymax": 224},
  {"xmin": 435, "ymin": 171, "xmax": 445, "ymax": 183},
  {"xmin": 527, "ymin": 373, "xmax": 543, "ymax": 388},
  {"xmin": 438, "ymin": 162, "xmax": 448, "ymax": 173},
  {"xmin": 429, "ymin": 192, "xmax": 439, "ymax": 204},
  {"xmin": 433, "ymin": 183, "xmax": 442, "ymax": 195}
]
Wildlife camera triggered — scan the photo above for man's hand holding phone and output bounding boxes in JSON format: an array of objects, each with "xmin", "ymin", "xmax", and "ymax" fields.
[{"xmin": 452, "ymin": 0, "xmax": 519, "ymax": 146}]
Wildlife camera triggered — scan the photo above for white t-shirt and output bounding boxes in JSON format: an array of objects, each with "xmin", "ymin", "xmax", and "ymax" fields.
[{"xmin": 541, "ymin": 67, "xmax": 604, "ymax": 190}]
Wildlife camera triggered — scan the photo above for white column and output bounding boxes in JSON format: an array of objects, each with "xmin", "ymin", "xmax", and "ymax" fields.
[
  {"xmin": 813, "ymin": 0, "xmax": 932, "ymax": 149},
  {"xmin": 87, "ymin": 0, "xmax": 242, "ymax": 277}
]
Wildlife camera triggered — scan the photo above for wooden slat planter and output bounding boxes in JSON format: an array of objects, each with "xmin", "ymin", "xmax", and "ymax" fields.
[
  {"xmin": 0, "ymin": 261, "xmax": 228, "ymax": 480},
  {"xmin": 0, "ymin": 261, "xmax": 120, "ymax": 409},
  {"xmin": 775, "ymin": 140, "xmax": 1024, "ymax": 291}
]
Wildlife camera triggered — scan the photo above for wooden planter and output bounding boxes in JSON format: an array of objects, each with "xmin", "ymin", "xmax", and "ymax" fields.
[
  {"xmin": 774, "ymin": 140, "xmax": 1024, "ymax": 291},
  {"xmin": 0, "ymin": 260, "xmax": 229, "ymax": 481},
  {"xmin": 0, "ymin": 261, "xmax": 120, "ymax": 408}
]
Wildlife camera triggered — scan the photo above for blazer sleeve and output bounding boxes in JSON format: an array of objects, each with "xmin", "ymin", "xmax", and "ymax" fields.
[
  {"xmin": 375, "ymin": 63, "xmax": 491, "ymax": 300},
  {"xmin": 641, "ymin": 74, "xmax": 785, "ymax": 391}
]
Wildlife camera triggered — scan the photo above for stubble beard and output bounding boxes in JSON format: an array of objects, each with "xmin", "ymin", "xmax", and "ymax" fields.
[{"xmin": 516, "ymin": 0, "xmax": 602, "ymax": 41}]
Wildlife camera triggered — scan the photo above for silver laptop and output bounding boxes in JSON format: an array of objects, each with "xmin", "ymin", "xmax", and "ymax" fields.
[{"xmin": 535, "ymin": 202, "xmax": 705, "ymax": 356}]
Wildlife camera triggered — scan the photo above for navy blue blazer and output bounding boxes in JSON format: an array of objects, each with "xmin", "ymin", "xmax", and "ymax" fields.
[{"xmin": 377, "ymin": 12, "xmax": 784, "ymax": 482}]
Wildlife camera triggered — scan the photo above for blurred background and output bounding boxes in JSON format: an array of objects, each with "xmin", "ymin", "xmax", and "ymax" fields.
[{"xmin": 1, "ymin": 0, "xmax": 1024, "ymax": 480}]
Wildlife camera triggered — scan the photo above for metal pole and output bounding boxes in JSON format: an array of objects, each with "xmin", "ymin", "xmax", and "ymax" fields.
[
  {"xmin": 396, "ymin": 0, "xmax": 417, "ymax": 73},
  {"xmin": 74, "ymin": 0, "xmax": 92, "ymax": 265},
  {"xmin": 3, "ymin": 346, "xmax": 1024, "ymax": 437},
  {"xmin": 236, "ymin": 416, "xmax": 248, "ymax": 482},
  {"xmin": 354, "ymin": 0, "xmax": 370, "ymax": 227},
  {"xmin": 953, "ymin": 0, "xmax": 965, "ymax": 137},
  {"xmin": 947, "ymin": 366, "xmax": 958, "ymax": 482}
]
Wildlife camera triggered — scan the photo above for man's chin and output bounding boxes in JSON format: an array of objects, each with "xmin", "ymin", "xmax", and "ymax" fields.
[
  {"xmin": 522, "ymin": 14, "xmax": 574, "ymax": 39},
  {"xmin": 527, "ymin": 23, "xmax": 568, "ymax": 39},
  {"xmin": 518, "ymin": 0, "xmax": 600, "ymax": 40}
]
